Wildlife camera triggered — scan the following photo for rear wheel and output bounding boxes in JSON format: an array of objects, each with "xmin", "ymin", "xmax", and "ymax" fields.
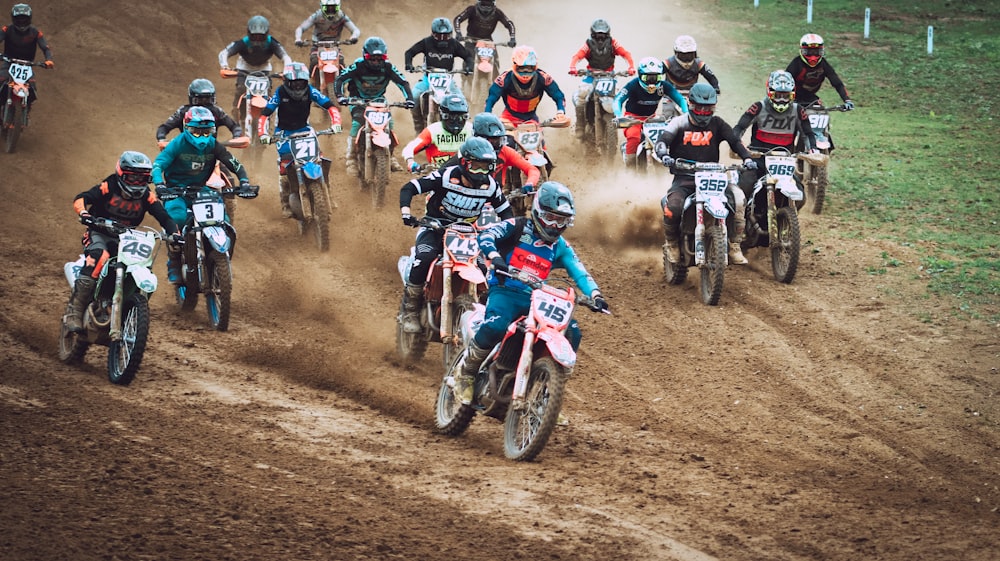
[
  {"xmin": 503, "ymin": 357, "xmax": 567, "ymax": 461},
  {"xmin": 770, "ymin": 206, "xmax": 801, "ymax": 284},
  {"xmin": 205, "ymin": 253, "xmax": 232, "ymax": 332},
  {"xmin": 395, "ymin": 299, "xmax": 428, "ymax": 365},
  {"xmin": 308, "ymin": 180, "xmax": 331, "ymax": 252},
  {"xmin": 435, "ymin": 350, "xmax": 477, "ymax": 436},
  {"xmin": 58, "ymin": 314, "xmax": 90, "ymax": 364},
  {"xmin": 663, "ymin": 245, "xmax": 688, "ymax": 285},
  {"xmin": 699, "ymin": 223, "xmax": 727, "ymax": 306},
  {"xmin": 806, "ymin": 165, "xmax": 829, "ymax": 215},
  {"xmin": 372, "ymin": 148, "xmax": 389, "ymax": 209},
  {"xmin": 107, "ymin": 293, "xmax": 150, "ymax": 386}
]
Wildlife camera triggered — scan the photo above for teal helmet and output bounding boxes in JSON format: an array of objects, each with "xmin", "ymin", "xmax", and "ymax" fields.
[
  {"xmin": 531, "ymin": 181, "xmax": 575, "ymax": 242},
  {"xmin": 471, "ymin": 112, "xmax": 506, "ymax": 150},
  {"xmin": 439, "ymin": 94, "xmax": 469, "ymax": 135},
  {"xmin": 183, "ymin": 106, "xmax": 217, "ymax": 151},
  {"xmin": 283, "ymin": 62, "xmax": 311, "ymax": 101},
  {"xmin": 247, "ymin": 15, "xmax": 270, "ymax": 46},
  {"xmin": 687, "ymin": 83, "xmax": 717, "ymax": 127},
  {"xmin": 458, "ymin": 137, "xmax": 497, "ymax": 187}
]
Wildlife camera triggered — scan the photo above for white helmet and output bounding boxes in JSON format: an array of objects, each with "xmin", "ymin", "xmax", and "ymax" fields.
[
  {"xmin": 637, "ymin": 56, "xmax": 665, "ymax": 94},
  {"xmin": 673, "ymin": 35, "xmax": 698, "ymax": 69}
]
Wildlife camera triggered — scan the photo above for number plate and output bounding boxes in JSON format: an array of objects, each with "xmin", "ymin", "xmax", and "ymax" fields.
[
  {"xmin": 7, "ymin": 62, "xmax": 32, "ymax": 83},
  {"xmin": 694, "ymin": 171, "xmax": 730, "ymax": 202},
  {"xmin": 192, "ymin": 196, "xmax": 226, "ymax": 225},
  {"xmin": 291, "ymin": 135, "xmax": 319, "ymax": 161},
  {"xmin": 477, "ymin": 46, "xmax": 494, "ymax": 59},
  {"xmin": 365, "ymin": 107, "xmax": 390, "ymax": 127},
  {"xmin": 517, "ymin": 131, "xmax": 541, "ymax": 150},
  {"xmin": 808, "ymin": 114, "xmax": 830, "ymax": 130},
  {"xmin": 642, "ymin": 121, "xmax": 669, "ymax": 145},
  {"xmin": 117, "ymin": 230, "xmax": 157, "ymax": 268},
  {"xmin": 245, "ymin": 75, "xmax": 270, "ymax": 96},
  {"xmin": 531, "ymin": 290, "xmax": 573, "ymax": 329},
  {"xmin": 319, "ymin": 49, "xmax": 338, "ymax": 61},
  {"xmin": 428, "ymin": 73, "xmax": 452, "ymax": 89},
  {"xmin": 444, "ymin": 229, "xmax": 479, "ymax": 261},
  {"xmin": 593, "ymin": 77, "xmax": 616, "ymax": 96},
  {"xmin": 765, "ymin": 155, "xmax": 797, "ymax": 177}
]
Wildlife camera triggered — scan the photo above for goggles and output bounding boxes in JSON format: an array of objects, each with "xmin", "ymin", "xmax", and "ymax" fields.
[
  {"xmin": 676, "ymin": 51, "xmax": 697, "ymax": 63},
  {"xmin": 515, "ymin": 65, "xmax": 536, "ymax": 76},
  {"xmin": 690, "ymin": 103, "xmax": 715, "ymax": 116},
  {"xmin": 120, "ymin": 170, "xmax": 151, "ymax": 187},
  {"xmin": 365, "ymin": 53, "xmax": 387, "ymax": 62},
  {"xmin": 287, "ymin": 79, "xmax": 309, "ymax": 91},
  {"xmin": 191, "ymin": 94, "xmax": 215, "ymax": 105},
  {"xmin": 591, "ymin": 33, "xmax": 609, "ymax": 42},
  {"xmin": 536, "ymin": 209, "xmax": 574, "ymax": 229},
  {"xmin": 640, "ymin": 73, "xmax": 664, "ymax": 85},
  {"xmin": 433, "ymin": 32, "xmax": 451, "ymax": 42},
  {"xmin": 484, "ymin": 135, "xmax": 505, "ymax": 150},
  {"xmin": 249, "ymin": 33, "xmax": 268, "ymax": 43},
  {"xmin": 802, "ymin": 47, "xmax": 823, "ymax": 57},
  {"xmin": 465, "ymin": 159, "xmax": 496, "ymax": 175},
  {"xmin": 187, "ymin": 127, "xmax": 216, "ymax": 138},
  {"xmin": 769, "ymin": 91, "xmax": 792, "ymax": 103}
]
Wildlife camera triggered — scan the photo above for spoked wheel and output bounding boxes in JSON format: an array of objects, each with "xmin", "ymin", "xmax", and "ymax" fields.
[
  {"xmin": 442, "ymin": 294, "xmax": 475, "ymax": 370},
  {"xmin": 58, "ymin": 315, "xmax": 90, "ymax": 365},
  {"xmin": 663, "ymin": 245, "xmax": 688, "ymax": 285},
  {"xmin": 175, "ymin": 281, "xmax": 198, "ymax": 312},
  {"xmin": 600, "ymin": 113, "xmax": 618, "ymax": 160},
  {"xmin": 806, "ymin": 165, "xmax": 829, "ymax": 215},
  {"xmin": 107, "ymin": 293, "xmax": 150, "ymax": 386},
  {"xmin": 395, "ymin": 299, "xmax": 428, "ymax": 365},
  {"xmin": 307, "ymin": 180, "xmax": 331, "ymax": 252},
  {"xmin": 4, "ymin": 104, "xmax": 23, "ymax": 153},
  {"xmin": 503, "ymin": 356, "xmax": 567, "ymax": 462},
  {"xmin": 205, "ymin": 254, "xmax": 233, "ymax": 331},
  {"xmin": 435, "ymin": 349, "xmax": 477, "ymax": 436},
  {"xmin": 699, "ymin": 224, "xmax": 727, "ymax": 306},
  {"xmin": 372, "ymin": 148, "xmax": 389, "ymax": 209},
  {"xmin": 770, "ymin": 206, "xmax": 801, "ymax": 284}
]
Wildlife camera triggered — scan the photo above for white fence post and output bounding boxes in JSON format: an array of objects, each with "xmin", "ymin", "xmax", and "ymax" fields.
[
  {"xmin": 927, "ymin": 26, "xmax": 934, "ymax": 55},
  {"xmin": 807, "ymin": 0, "xmax": 814, "ymax": 23},
  {"xmin": 864, "ymin": 8, "xmax": 871, "ymax": 39}
]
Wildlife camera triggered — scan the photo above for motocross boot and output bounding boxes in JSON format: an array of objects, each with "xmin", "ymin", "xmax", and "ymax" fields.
[
  {"xmin": 390, "ymin": 152, "xmax": 405, "ymax": 173},
  {"xmin": 455, "ymin": 341, "xmax": 490, "ymax": 405},
  {"xmin": 401, "ymin": 283, "xmax": 424, "ymax": 334},
  {"xmin": 663, "ymin": 223, "xmax": 681, "ymax": 264},
  {"xmin": 345, "ymin": 139, "xmax": 359, "ymax": 177},
  {"xmin": 410, "ymin": 107, "xmax": 426, "ymax": 136},
  {"xmin": 574, "ymin": 104, "xmax": 587, "ymax": 142},
  {"xmin": 64, "ymin": 277, "xmax": 96, "ymax": 334},
  {"xmin": 278, "ymin": 176, "xmax": 294, "ymax": 218},
  {"xmin": 624, "ymin": 154, "xmax": 637, "ymax": 169},
  {"xmin": 729, "ymin": 226, "xmax": 748, "ymax": 265},
  {"xmin": 166, "ymin": 245, "xmax": 183, "ymax": 285}
]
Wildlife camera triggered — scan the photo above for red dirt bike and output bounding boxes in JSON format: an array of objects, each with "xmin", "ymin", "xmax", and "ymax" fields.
[
  {"xmin": 221, "ymin": 68, "xmax": 283, "ymax": 168},
  {"xmin": 435, "ymin": 268, "xmax": 608, "ymax": 461},
  {"xmin": 461, "ymin": 38, "xmax": 503, "ymax": 108},
  {"xmin": 344, "ymin": 97, "xmax": 408, "ymax": 208},
  {"xmin": 396, "ymin": 216, "xmax": 488, "ymax": 367},
  {"xmin": 502, "ymin": 114, "xmax": 571, "ymax": 215},
  {"xmin": 741, "ymin": 147, "xmax": 804, "ymax": 284},
  {"xmin": 662, "ymin": 159, "xmax": 747, "ymax": 306},
  {"xmin": 795, "ymin": 100, "xmax": 849, "ymax": 214},
  {"xmin": 59, "ymin": 217, "xmax": 168, "ymax": 386},
  {"xmin": 301, "ymin": 40, "xmax": 347, "ymax": 125},
  {"xmin": 616, "ymin": 114, "xmax": 670, "ymax": 174},
  {"xmin": 272, "ymin": 127, "xmax": 337, "ymax": 252},
  {"xmin": 1, "ymin": 55, "xmax": 48, "ymax": 153},
  {"xmin": 571, "ymin": 69, "xmax": 630, "ymax": 158}
]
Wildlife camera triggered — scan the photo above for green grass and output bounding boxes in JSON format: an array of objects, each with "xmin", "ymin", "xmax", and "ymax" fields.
[{"xmin": 714, "ymin": 0, "xmax": 1000, "ymax": 322}]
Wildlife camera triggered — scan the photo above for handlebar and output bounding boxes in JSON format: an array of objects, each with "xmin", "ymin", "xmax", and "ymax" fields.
[
  {"xmin": 496, "ymin": 268, "xmax": 610, "ymax": 313},
  {"xmin": 273, "ymin": 128, "xmax": 338, "ymax": 141},
  {"xmin": 1, "ymin": 55, "xmax": 48, "ymax": 67},
  {"xmin": 156, "ymin": 183, "xmax": 260, "ymax": 201},
  {"xmin": 220, "ymin": 69, "xmax": 284, "ymax": 80},
  {"xmin": 672, "ymin": 159, "xmax": 747, "ymax": 173},
  {"xmin": 341, "ymin": 97, "xmax": 411, "ymax": 109},
  {"xmin": 408, "ymin": 66, "xmax": 468, "ymax": 75},
  {"xmin": 744, "ymin": 147, "xmax": 793, "ymax": 159},
  {"xmin": 801, "ymin": 100, "xmax": 851, "ymax": 112},
  {"xmin": 570, "ymin": 69, "xmax": 631, "ymax": 78}
]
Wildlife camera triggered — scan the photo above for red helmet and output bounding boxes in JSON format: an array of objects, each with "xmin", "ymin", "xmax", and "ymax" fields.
[{"xmin": 800, "ymin": 33, "xmax": 824, "ymax": 67}]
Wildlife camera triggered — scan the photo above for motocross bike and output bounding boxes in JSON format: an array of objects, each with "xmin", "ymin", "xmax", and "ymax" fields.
[
  {"xmin": 662, "ymin": 159, "xmax": 746, "ymax": 306},
  {"xmin": 617, "ymin": 115, "xmax": 670, "ymax": 174},
  {"xmin": 410, "ymin": 66, "xmax": 467, "ymax": 129},
  {"xmin": 157, "ymin": 182, "xmax": 259, "ymax": 331},
  {"xmin": 396, "ymin": 216, "xmax": 488, "ymax": 367},
  {"xmin": 435, "ymin": 268, "xmax": 608, "ymax": 461},
  {"xmin": 301, "ymin": 39, "xmax": 349, "ymax": 126},
  {"xmin": 59, "ymin": 217, "xmax": 168, "ymax": 386},
  {"xmin": 344, "ymin": 97, "xmax": 409, "ymax": 209},
  {"xmin": 221, "ymin": 68, "xmax": 283, "ymax": 169},
  {"xmin": 571, "ymin": 69, "xmax": 629, "ymax": 158},
  {"xmin": 741, "ymin": 147, "xmax": 803, "ymax": 284},
  {"xmin": 503, "ymin": 114, "xmax": 571, "ymax": 215},
  {"xmin": 272, "ymin": 127, "xmax": 337, "ymax": 252},
  {"xmin": 658, "ymin": 87, "xmax": 690, "ymax": 121},
  {"xmin": 1, "ymin": 55, "xmax": 47, "ymax": 153},
  {"xmin": 461, "ymin": 38, "xmax": 502, "ymax": 108},
  {"xmin": 795, "ymin": 100, "xmax": 848, "ymax": 214}
]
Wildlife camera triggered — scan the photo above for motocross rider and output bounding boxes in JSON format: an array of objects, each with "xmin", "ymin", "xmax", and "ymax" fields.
[
  {"xmin": 452, "ymin": 181, "xmax": 609, "ymax": 404},
  {"xmin": 156, "ymin": 79, "xmax": 245, "ymax": 222},
  {"xmin": 218, "ymin": 15, "xmax": 293, "ymax": 124},
  {"xmin": 453, "ymin": 0, "xmax": 516, "ymax": 51},
  {"xmin": 293, "ymin": 0, "xmax": 360, "ymax": 86},
  {"xmin": 258, "ymin": 62, "xmax": 341, "ymax": 219},
  {"xmin": 485, "ymin": 45, "xmax": 568, "ymax": 127},
  {"xmin": 398, "ymin": 137, "xmax": 514, "ymax": 334},
  {"xmin": 732, "ymin": 70, "xmax": 817, "ymax": 197},
  {"xmin": 664, "ymin": 35, "xmax": 721, "ymax": 95},
  {"xmin": 402, "ymin": 94, "xmax": 472, "ymax": 172},
  {"xmin": 567, "ymin": 18, "xmax": 636, "ymax": 142},
  {"xmin": 152, "ymin": 107, "xmax": 251, "ymax": 285},
  {"xmin": 403, "ymin": 17, "xmax": 473, "ymax": 134},
  {"xmin": 0, "ymin": 3, "xmax": 53, "ymax": 116},
  {"xmin": 654, "ymin": 83, "xmax": 757, "ymax": 266},
  {"xmin": 65, "ymin": 151, "xmax": 181, "ymax": 333},
  {"xmin": 612, "ymin": 57, "xmax": 687, "ymax": 168},
  {"xmin": 785, "ymin": 34, "xmax": 854, "ymax": 110},
  {"xmin": 334, "ymin": 36, "xmax": 415, "ymax": 176}
]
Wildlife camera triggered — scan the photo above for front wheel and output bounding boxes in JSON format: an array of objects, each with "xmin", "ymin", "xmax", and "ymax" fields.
[
  {"xmin": 307, "ymin": 180, "xmax": 331, "ymax": 252},
  {"xmin": 107, "ymin": 293, "xmax": 151, "ymax": 386},
  {"xmin": 435, "ymin": 355, "xmax": 477, "ymax": 436},
  {"xmin": 770, "ymin": 206, "xmax": 801, "ymax": 284},
  {"xmin": 371, "ymin": 148, "xmax": 389, "ymax": 209},
  {"xmin": 205, "ymin": 253, "xmax": 233, "ymax": 331},
  {"xmin": 700, "ymin": 223, "xmax": 727, "ymax": 306},
  {"xmin": 503, "ymin": 356, "xmax": 567, "ymax": 461},
  {"xmin": 4, "ymin": 104, "xmax": 23, "ymax": 153}
]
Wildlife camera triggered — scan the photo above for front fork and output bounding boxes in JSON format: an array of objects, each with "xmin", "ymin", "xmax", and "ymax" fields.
[
  {"xmin": 511, "ymin": 327, "xmax": 537, "ymax": 403},
  {"xmin": 765, "ymin": 178, "xmax": 778, "ymax": 245},
  {"xmin": 109, "ymin": 264, "xmax": 126, "ymax": 341}
]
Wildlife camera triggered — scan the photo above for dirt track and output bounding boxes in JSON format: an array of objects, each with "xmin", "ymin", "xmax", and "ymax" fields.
[{"xmin": 1, "ymin": 1, "xmax": 998, "ymax": 560}]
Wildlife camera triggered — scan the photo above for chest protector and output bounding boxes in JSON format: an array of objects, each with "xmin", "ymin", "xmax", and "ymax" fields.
[
  {"xmin": 585, "ymin": 38, "xmax": 615, "ymax": 71},
  {"xmin": 240, "ymin": 36, "xmax": 275, "ymax": 66},
  {"xmin": 425, "ymin": 122, "xmax": 470, "ymax": 164},
  {"xmin": 666, "ymin": 58, "xmax": 704, "ymax": 89},
  {"xmin": 314, "ymin": 14, "xmax": 348, "ymax": 39},
  {"xmin": 752, "ymin": 100, "xmax": 800, "ymax": 147},
  {"xmin": 504, "ymin": 73, "xmax": 543, "ymax": 113}
]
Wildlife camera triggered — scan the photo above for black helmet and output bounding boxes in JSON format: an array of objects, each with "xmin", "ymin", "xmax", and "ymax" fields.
[
  {"xmin": 590, "ymin": 18, "xmax": 611, "ymax": 43},
  {"xmin": 431, "ymin": 17, "xmax": 453, "ymax": 47},
  {"xmin": 471, "ymin": 112, "xmax": 506, "ymax": 150},
  {"xmin": 188, "ymin": 78, "xmax": 216, "ymax": 106},
  {"xmin": 475, "ymin": 0, "xmax": 496, "ymax": 17},
  {"xmin": 458, "ymin": 137, "xmax": 497, "ymax": 187},
  {"xmin": 283, "ymin": 62, "xmax": 311, "ymax": 101},
  {"xmin": 531, "ymin": 181, "xmax": 575, "ymax": 243},
  {"xmin": 363, "ymin": 36, "xmax": 388, "ymax": 67},
  {"xmin": 11, "ymin": 3, "xmax": 30, "ymax": 32},
  {"xmin": 439, "ymin": 94, "xmax": 469, "ymax": 135},
  {"xmin": 116, "ymin": 151, "xmax": 153, "ymax": 200},
  {"xmin": 687, "ymin": 83, "xmax": 717, "ymax": 127}
]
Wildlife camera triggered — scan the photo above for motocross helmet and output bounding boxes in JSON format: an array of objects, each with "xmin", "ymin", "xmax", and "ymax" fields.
[
  {"xmin": 363, "ymin": 36, "xmax": 388, "ymax": 68},
  {"xmin": 247, "ymin": 15, "xmax": 270, "ymax": 47},
  {"xmin": 590, "ymin": 18, "xmax": 611, "ymax": 44},
  {"xmin": 471, "ymin": 112, "xmax": 506, "ymax": 150},
  {"xmin": 687, "ymin": 83, "xmax": 717, "ymax": 127},
  {"xmin": 283, "ymin": 62, "xmax": 311, "ymax": 101},
  {"xmin": 673, "ymin": 35, "xmax": 698, "ymax": 69},
  {"xmin": 11, "ymin": 3, "xmax": 30, "ymax": 32},
  {"xmin": 531, "ymin": 181, "xmax": 575, "ymax": 243},
  {"xmin": 439, "ymin": 94, "xmax": 469, "ymax": 136},
  {"xmin": 766, "ymin": 70, "xmax": 795, "ymax": 113},
  {"xmin": 188, "ymin": 78, "xmax": 216, "ymax": 106},
  {"xmin": 800, "ymin": 33, "xmax": 825, "ymax": 67},
  {"xmin": 116, "ymin": 151, "xmax": 153, "ymax": 200},
  {"xmin": 637, "ymin": 56, "xmax": 665, "ymax": 94},
  {"xmin": 431, "ymin": 17, "xmax": 453, "ymax": 47},
  {"xmin": 511, "ymin": 46, "xmax": 538, "ymax": 85},
  {"xmin": 476, "ymin": 0, "xmax": 496, "ymax": 17},
  {"xmin": 183, "ymin": 106, "xmax": 217, "ymax": 151},
  {"xmin": 458, "ymin": 137, "xmax": 497, "ymax": 187},
  {"xmin": 320, "ymin": 0, "xmax": 342, "ymax": 20}
]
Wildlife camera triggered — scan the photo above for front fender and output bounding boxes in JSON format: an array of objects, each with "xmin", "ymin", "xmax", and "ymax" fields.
[
  {"xmin": 203, "ymin": 225, "xmax": 233, "ymax": 255},
  {"xmin": 598, "ymin": 96, "xmax": 615, "ymax": 115},
  {"xmin": 302, "ymin": 160, "xmax": 324, "ymax": 180},
  {"xmin": 127, "ymin": 264, "xmax": 158, "ymax": 294},
  {"xmin": 704, "ymin": 198, "xmax": 730, "ymax": 220},
  {"xmin": 525, "ymin": 150, "xmax": 547, "ymax": 167},
  {"xmin": 537, "ymin": 327, "xmax": 577, "ymax": 369},
  {"xmin": 456, "ymin": 263, "xmax": 486, "ymax": 286},
  {"xmin": 372, "ymin": 129, "xmax": 392, "ymax": 148}
]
